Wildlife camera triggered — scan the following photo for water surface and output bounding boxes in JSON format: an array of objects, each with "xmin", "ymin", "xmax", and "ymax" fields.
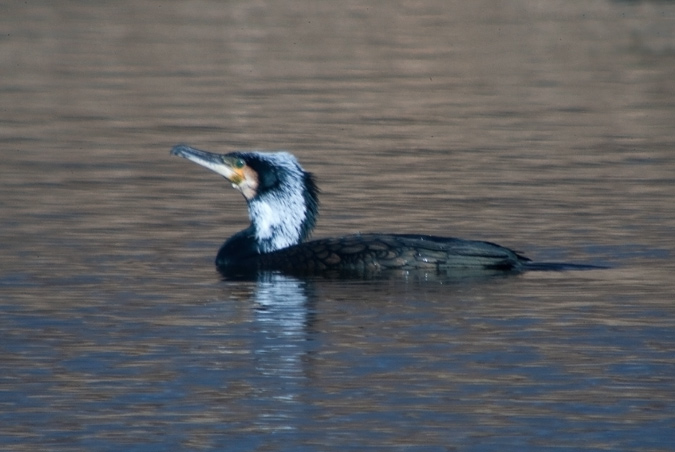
[{"xmin": 2, "ymin": 1, "xmax": 675, "ymax": 450}]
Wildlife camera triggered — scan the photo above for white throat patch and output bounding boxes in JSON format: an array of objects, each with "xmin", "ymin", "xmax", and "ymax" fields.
[{"xmin": 247, "ymin": 152, "xmax": 308, "ymax": 253}]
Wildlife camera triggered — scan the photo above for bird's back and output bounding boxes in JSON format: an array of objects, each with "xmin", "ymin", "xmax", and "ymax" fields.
[{"xmin": 222, "ymin": 233, "xmax": 529, "ymax": 276}]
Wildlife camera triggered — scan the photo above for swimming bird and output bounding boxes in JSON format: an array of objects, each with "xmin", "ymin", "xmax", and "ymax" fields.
[{"xmin": 171, "ymin": 144, "xmax": 600, "ymax": 277}]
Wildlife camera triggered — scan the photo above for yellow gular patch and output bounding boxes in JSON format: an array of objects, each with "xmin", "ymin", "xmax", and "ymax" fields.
[
  {"xmin": 229, "ymin": 168, "xmax": 245, "ymax": 185},
  {"xmin": 237, "ymin": 166, "xmax": 259, "ymax": 200}
]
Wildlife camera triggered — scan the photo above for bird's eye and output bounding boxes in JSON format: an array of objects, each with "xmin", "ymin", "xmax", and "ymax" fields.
[{"xmin": 234, "ymin": 158, "xmax": 245, "ymax": 169}]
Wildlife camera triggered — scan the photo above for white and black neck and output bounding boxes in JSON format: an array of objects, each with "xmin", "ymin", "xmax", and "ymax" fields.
[
  {"xmin": 241, "ymin": 151, "xmax": 319, "ymax": 253},
  {"xmin": 170, "ymin": 145, "xmax": 319, "ymax": 266}
]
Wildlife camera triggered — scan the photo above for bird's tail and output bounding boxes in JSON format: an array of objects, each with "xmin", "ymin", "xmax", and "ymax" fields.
[{"xmin": 523, "ymin": 261, "xmax": 609, "ymax": 271}]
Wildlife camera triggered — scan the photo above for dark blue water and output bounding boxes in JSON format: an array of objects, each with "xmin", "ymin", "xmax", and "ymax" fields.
[{"xmin": 2, "ymin": 267, "xmax": 674, "ymax": 451}]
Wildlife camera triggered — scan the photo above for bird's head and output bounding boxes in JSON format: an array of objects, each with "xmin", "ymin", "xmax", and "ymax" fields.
[{"xmin": 171, "ymin": 144, "xmax": 319, "ymax": 253}]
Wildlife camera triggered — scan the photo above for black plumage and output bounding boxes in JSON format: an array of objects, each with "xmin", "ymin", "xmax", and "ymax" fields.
[{"xmin": 170, "ymin": 145, "xmax": 602, "ymax": 277}]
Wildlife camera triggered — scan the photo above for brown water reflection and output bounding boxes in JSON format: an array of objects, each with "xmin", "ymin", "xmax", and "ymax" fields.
[{"xmin": 2, "ymin": 1, "xmax": 675, "ymax": 451}]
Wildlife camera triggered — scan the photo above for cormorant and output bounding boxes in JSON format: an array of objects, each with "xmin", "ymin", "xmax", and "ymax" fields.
[{"xmin": 170, "ymin": 144, "xmax": 601, "ymax": 277}]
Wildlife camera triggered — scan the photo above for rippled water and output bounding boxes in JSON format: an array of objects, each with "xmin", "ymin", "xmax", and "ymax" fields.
[{"xmin": 2, "ymin": 1, "xmax": 675, "ymax": 450}]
